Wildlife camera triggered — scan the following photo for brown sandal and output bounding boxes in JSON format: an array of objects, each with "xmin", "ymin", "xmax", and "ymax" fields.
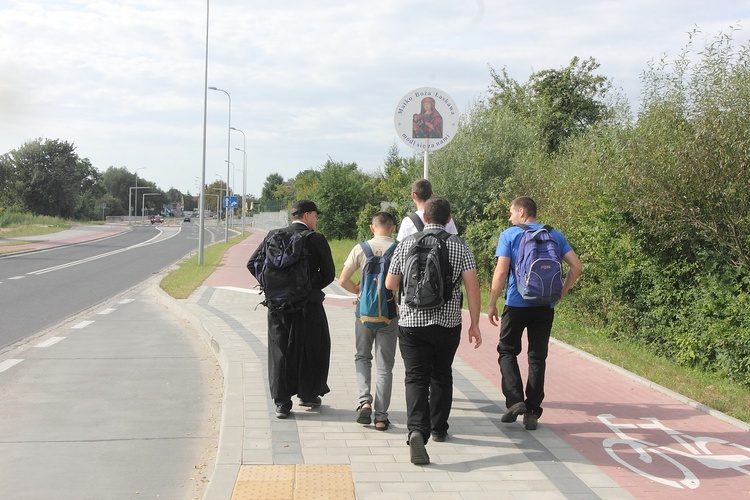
[
  {"xmin": 356, "ymin": 402, "xmax": 372, "ymax": 425},
  {"xmin": 374, "ymin": 419, "xmax": 390, "ymax": 431}
]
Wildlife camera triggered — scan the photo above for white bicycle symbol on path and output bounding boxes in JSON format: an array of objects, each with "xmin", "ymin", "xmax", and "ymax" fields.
[{"xmin": 598, "ymin": 413, "xmax": 750, "ymax": 489}]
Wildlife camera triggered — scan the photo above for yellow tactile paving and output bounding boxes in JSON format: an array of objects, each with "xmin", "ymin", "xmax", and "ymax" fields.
[{"xmin": 231, "ymin": 465, "xmax": 355, "ymax": 500}]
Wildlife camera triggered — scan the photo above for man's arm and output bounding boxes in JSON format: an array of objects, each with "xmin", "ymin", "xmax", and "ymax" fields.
[
  {"xmin": 461, "ymin": 268, "xmax": 482, "ymax": 349},
  {"xmin": 560, "ymin": 250, "xmax": 582, "ymax": 299},
  {"xmin": 310, "ymin": 234, "xmax": 335, "ymax": 289},
  {"xmin": 488, "ymin": 256, "xmax": 510, "ymax": 326},
  {"xmin": 385, "ymin": 272, "xmax": 401, "ymax": 291},
  {"xmin": 338, "ymin": 265, "xmax": 359, "ymax": 295}
]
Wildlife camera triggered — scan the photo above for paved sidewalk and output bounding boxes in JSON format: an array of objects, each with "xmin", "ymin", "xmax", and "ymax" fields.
[
  {"xmin": 156, "ymin": 230, "xmax": 750, "ymax": 500},
  {"xmin": 0, "ymin": 223, "xmax": 131, "ymax": 254}
]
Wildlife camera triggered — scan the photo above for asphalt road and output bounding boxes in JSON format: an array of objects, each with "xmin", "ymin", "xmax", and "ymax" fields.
[
  {"xmin": 0, "ymin": 222, "xmax": 225, "ymax": 499},
  {"xmin": 0, "ymin": 223, "xmax": 220, "ymax": 350}
]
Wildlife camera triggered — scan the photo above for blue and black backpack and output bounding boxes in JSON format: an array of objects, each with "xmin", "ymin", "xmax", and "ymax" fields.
[
  {"xmin": 514, "ymin": 224, "xmax": 563, "ymax": 304},
  {"xmin": 356, "ymin": 241, "xmax": 397, "ymax": 329}
]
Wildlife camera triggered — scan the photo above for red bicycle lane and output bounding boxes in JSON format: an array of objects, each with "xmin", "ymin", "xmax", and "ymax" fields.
[{"xmin": 456, "ymin": 310, "xmax": 750, "ymax": 499}]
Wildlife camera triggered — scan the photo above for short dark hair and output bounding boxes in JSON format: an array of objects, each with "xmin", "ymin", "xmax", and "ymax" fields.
[
  {"xmin": 411, "ymin": 179, "xmax": 433, "ymax": 203},
  {"xmin": 511, "ymin": 196, "xmax": 537, "ymax": 218},
  {"xmin": 424, "ymin": 197, "xmax": 450, "ymax": 225},
  {"xmin": 372, "ymin": 211, "xmax": 395, "ymax": 228}
]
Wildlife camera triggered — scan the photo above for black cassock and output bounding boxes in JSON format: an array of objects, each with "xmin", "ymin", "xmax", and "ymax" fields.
[
  {"xmin": 248, "ymin": 221, "xmax": 336, "ymax": 402},
  {"xmin": 267, "ymin": 302, "xmax": 331, "ymax": 400}
]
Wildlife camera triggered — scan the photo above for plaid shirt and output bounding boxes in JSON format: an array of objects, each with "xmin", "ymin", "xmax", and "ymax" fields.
[{"xmin": 389, "ymin": 224, "xmax": 477, "ymax": 328}]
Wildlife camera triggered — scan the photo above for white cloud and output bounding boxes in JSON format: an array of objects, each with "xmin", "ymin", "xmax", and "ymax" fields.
[{"xmin": 0, "ymin": 0, "xmax": 747, "ymax": 196}]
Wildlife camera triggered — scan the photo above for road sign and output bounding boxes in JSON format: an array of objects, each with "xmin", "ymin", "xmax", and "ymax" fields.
[
  {"xmin": 394, "ymin": 87, "xmax": 459, "ymax": 152},
  {"xmin": 224, "ymin": 196, "xmax": 238, "ymax": 208}
]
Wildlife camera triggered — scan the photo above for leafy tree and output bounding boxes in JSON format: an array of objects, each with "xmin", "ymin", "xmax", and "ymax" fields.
[
  {"xmin": 2, "ymin": 138, "xmax": 104, "ymax": 219},
  {"xmin": 261, "ymin": 173, "xmax": 285, "ymax": 202},
  {"xmin": 489, "ymin": 57, "xmax": 611, "ymax": 153},
  {"xmin": 310, "ymin": 159, "xmax": 372, "ymax": 239}
]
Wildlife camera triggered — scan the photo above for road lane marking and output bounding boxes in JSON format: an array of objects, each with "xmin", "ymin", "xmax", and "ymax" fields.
[
  {"xmin": 0, "ymin": 359, "xmax": 23, "ymax": 373},
  {"xmin": 36, "ymin": 337, "xmax": 65, "ymax": 348},
  {"xmin": 71, "ymin": 320, "xmax": 94, "ymax": 329},
  {"xmin": 9, "ymin": 276, "xmax": 25, "ymax": 280},
  {"xmin": 26, "ymin": 229, "xmax": 180, "ymax": 276},
  {"xmin": 118, "ymin": 299, "xmax": 134, "ymax": 304},
  {"xmin": 98, "ymin": 308, "xmax": 116, "ymax": 315}
]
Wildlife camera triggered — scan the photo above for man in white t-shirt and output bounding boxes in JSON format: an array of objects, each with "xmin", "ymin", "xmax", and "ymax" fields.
[{"xmin": 396, "ymin": 179, "xmax": 458, "ymax": 241}]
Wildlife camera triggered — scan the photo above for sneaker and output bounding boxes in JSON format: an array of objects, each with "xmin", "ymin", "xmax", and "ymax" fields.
[
  {"xmin": 275, "ymin": 403, "xmax": 291, "ymax": 419},
  {"xmin": 431, "ymin": 431, "xmax": 447, "ymax": 442},
  {"xmin": 523, "ymin": 412, "xmax": 538, "ymax": 430},
  {"xmin": 356, "ymin": 402, "xmax": 372, "ymax": 425},
  {"xmin": 501, "ymin": 401, "xmax": 527, "ymax": 423},
  {"xmin": 408, "ymin": 432, "xmax": 430, "ymax": 465},
  {"xmin": 299, "ymin": 396, "xmax": 321, "ymax": 408}
]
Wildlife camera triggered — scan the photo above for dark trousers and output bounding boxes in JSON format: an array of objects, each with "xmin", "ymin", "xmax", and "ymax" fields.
[
  {"xmin": 268, "ymin": 302, "xmax": 331, "ymax": 404},
  {"xmin": 398, "ymin": 324, "xmax": 461, "ymax": 441},
  {"xmin": 497, "ymin": 305, "xmax": 555, "ymax": 417}
]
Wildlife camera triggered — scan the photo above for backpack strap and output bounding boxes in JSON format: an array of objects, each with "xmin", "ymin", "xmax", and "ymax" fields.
[
  {"xmin": 408, "ymin": 212, "xmax": 425, "ymax": 231},
  {"xmin": 359, "ymin": 241, "xmax": 374, "ymax": 258}
]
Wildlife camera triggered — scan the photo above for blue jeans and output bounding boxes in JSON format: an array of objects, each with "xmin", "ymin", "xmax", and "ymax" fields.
[
  {"xmin": 354, "ymin": 317, "xmax": 398, "ymax": 422},
  {"xmin": 497, "ymin": 305, "xmax": 555, "ymax": 417},
  {"xmin": 398, "ymin": 324, "xmax": 461, "ymax": 441}
]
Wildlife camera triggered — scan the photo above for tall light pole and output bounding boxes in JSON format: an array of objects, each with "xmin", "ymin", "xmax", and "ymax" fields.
[
  {"xmin": 129, "ymin": 167, "xmax": 146, "ymax": 224},
  {"xmin": 209, "ymin": 86, "xmax": 231, "ymax": 242},
  {"xmin": 198, "ymin": 0, "xmax": 210, "ymax": 265},
  {"xmin": 225, "ymin": 160, "xmax": 235, "ymax": 228},
  {"xmin": 230, "ymin": 126, "xmax": 247, "ymax": 236},
  {"xmin": 215, "ymin": 173, "xmax": 224, "ymax": 222}
]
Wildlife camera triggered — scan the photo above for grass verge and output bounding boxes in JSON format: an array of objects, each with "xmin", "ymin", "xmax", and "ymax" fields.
[{"xmin": 160, "ymin": 234, "xmax": 248, "ymax": 299}]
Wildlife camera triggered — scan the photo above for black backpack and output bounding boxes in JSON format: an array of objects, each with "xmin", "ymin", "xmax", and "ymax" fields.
[
  {"xmin": 401, "ymin": 230, "xmax": 455, "ymax": 310},
  {"xmin": 247, "ymin": 228, "xmax": 313, "ymax": 311}
]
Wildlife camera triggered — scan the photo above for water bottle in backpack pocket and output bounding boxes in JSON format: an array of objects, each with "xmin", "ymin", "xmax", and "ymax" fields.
[
  {"xmin": 514, "ymin": 224, "xmax": 563, "ymax": 304},
  {"xmin": 357, "ymin": 241, "xmax": 397, "ymax": 329}
]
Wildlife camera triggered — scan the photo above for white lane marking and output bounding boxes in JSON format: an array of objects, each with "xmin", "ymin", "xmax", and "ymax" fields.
[
  {"xmin": 36, "ymin": 337, "xmax": 65, "ymax": 348},
  {"xmin": 26, "ymin": 228, "xmax": 180, "ymax": 276},
  {"xmin": 0, "ymin": 359, "xmax": 24, "ymax": 373},
  {"xmin": 118, "ymin": 299, "xmax": 134, "ymax": 304},
  {"xmin": 71, "ymin": 320, "xmax": 94, "ymax": 329},
  {"xmin": 98, "ymin": 308, "xmax": 116, "ymax": 315},
  {"xmin": 9, "ymin": 276, "xmax": 25, "ymax": 280}
]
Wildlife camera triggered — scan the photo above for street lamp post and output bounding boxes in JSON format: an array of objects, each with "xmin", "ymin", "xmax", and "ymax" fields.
[
  {"xmin": 230, "ymin": 126, "xmax": 247, "ymax": 236},
  {"xmin": 225, "ymin": 160, "xmax": 235, "ymax": 228},
  {"xmin": 198, "ymin": 0, "xmax": 210, "ymax": 264},
  {"xmin": 209, "ymin": 86, "xmax": 231, "ymax": 242},
  {"xmin": 129, "ymin": 186, "xmax": 148, "ymax": 223},
  {"xmin": 129, "ymin": 167, "xmax": 146, "ymax": 223}
]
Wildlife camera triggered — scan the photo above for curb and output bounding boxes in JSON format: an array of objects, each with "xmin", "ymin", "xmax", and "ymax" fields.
[{"xmin": 151, "ymin": 283, "xmax": 242, "ymax": 500}]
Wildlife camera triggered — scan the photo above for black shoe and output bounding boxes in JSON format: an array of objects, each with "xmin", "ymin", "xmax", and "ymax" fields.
[
  {"xmin": 356, "ymin": 402, "xmax": 372, "ymax": 424},
  {"xmin": 431, "ymin": 431, "xmax": 447, "ymax": 442},
  {"xmin": 501, "ymin": 402, "xmax": 527, "ymax": 423},
  {"xmin": 299, "ymin": 396, "xmax": 321, "ymax": 408},
  {"xmin": 523, "ymin": 412, "xmax": 538, "ymax": 430},
  {"xmin": 408, "ymin": 432, "xmax": 430, "ymax": 465},
  {"xmin": 275, "ymin": 403, "xmax": 292, "ymax": 419}
]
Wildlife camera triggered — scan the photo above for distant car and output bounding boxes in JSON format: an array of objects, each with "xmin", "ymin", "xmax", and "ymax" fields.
[
  {"xmin": 183, "ymin": 216, "xmax": 191, "ymax": 222},
  {"xmin": 150, "ymin": 215, "xmax": 164, "ymax": 224}
]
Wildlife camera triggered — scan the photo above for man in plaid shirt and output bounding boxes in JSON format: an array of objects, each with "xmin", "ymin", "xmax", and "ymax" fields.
[{"xmin": 386, "ymin": 197, "xmax": 483, "ymax": 465}]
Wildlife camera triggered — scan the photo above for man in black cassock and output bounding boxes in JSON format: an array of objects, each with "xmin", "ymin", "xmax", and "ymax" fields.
[{"xmin": 248, "ymin": 200, "xmax": 335, "ymax": 418}]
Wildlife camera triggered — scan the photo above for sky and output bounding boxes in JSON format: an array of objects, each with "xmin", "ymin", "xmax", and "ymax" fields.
[{"xmin": 1, "ymin": 1, "xmax": 747, "ymax": 198}]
